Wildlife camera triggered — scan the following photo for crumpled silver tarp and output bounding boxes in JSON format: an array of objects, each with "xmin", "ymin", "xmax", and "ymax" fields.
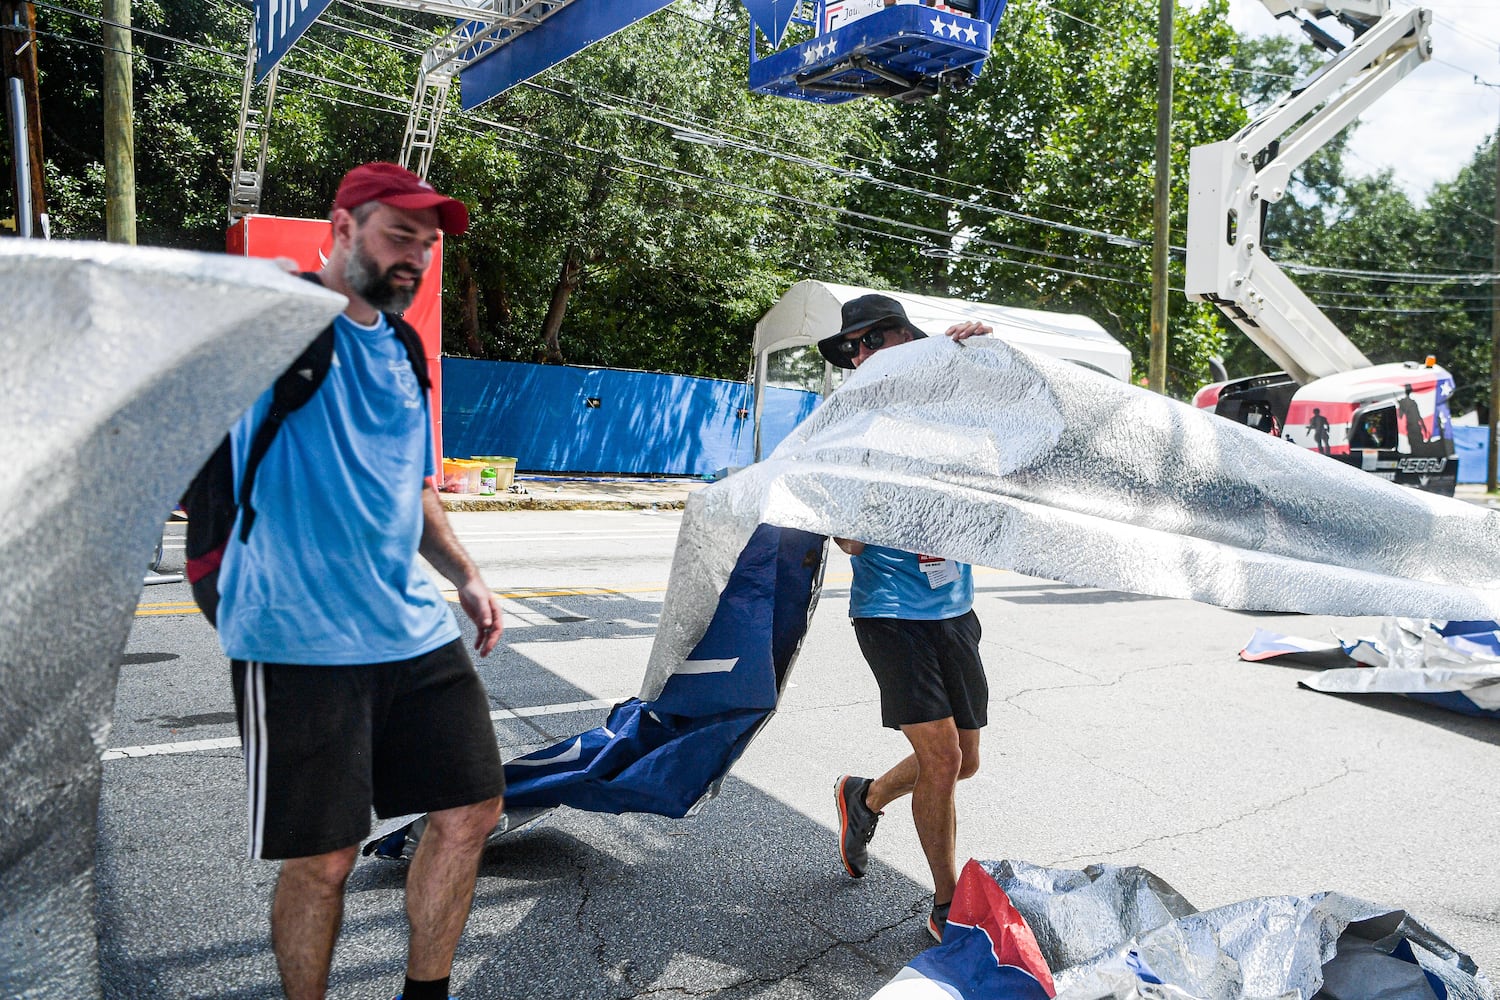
[
  {"xmin": 1243, "ymin": 618, "xmax": 1500, "ymax": 715},
  {"xmin": 644, "ymin": 336, "xmax": 1500, "ymax": 699},
  {"xmin": 0, "ymin": 241, "xmax": 344, "ymax": 998},
  {"xmin": 989, "ymin": 860, "xmax": 1489, "ymax": 1000}
]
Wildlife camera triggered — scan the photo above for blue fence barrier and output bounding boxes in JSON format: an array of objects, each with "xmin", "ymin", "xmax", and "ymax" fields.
[
  {"xmin": 1454, "ymin": 425, "xmax": 1487, "ymax": 484},
  {"xmin": 441, "ymin": 358, "xmax": 821, "ymax": 476}
]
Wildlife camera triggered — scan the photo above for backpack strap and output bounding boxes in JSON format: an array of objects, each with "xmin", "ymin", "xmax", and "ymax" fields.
[
  {"xmin": 236, "ymin": 325, "xmax": 335, "ymax": 542},
  {"xmin": 385, "ymin": 312, "xmax": 432, "ymax": 390}
]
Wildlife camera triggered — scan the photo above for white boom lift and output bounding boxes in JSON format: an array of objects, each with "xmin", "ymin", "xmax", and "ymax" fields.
[
  {"xmin": 1184, "ymin": 1, "xmax": 1458, "ymax": 495},
  {"xmin": 1184, "ymin": 0, "xmax": 1431, "ymax": 385}
]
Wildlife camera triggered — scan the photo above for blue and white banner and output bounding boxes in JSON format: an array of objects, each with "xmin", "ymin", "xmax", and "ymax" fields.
[
  {"xmin": 500, "ymin": 523, "xmax": 825, "ymax": 815},
  {"xmin": 460, "ymin": 0, "xmax": 674, "ymax": 110},
  {"xmin": 254, "ymin": 0, "xmax": 333, "ymax": 83},
  {"xmin": 877, "ymin": 860, "xmax": 1488, "ymax": 998}
]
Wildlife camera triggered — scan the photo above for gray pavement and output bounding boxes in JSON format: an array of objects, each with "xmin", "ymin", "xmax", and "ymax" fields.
[{"xmin": 102, "ymin": 503, "xmax": 1500, "ymax": 999}]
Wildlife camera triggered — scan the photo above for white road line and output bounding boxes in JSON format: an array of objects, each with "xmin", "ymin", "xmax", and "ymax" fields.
[
  {"xmin": 457, "ymin": 532, "xmax": 681, "ymax": 542},
  {"xmin": 103, "ymin": 736, "xmax": 241, "ymax": 760},
  {"xmin": 101, "ymin": 696, "xmax": 625, "ymax": 761}
]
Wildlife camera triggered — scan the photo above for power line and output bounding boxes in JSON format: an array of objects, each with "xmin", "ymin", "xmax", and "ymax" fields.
[{"xmin": 31, "ymin": 2, "xmax": 1500, "ymax": 291}]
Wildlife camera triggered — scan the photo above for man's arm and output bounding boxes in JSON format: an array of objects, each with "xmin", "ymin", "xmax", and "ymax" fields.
[
  {"xmin": 420, "ymin": 484, "xmax": 503, "ymax": 656},
  {"xmin": 835, "ymin": 538, "xmax": 865, "ymax": 556}
]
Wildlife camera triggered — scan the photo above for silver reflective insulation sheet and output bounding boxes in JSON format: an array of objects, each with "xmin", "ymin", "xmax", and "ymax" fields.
[
  {"xmin": 0, "ymin": 241, "xmax": 345, "ymax": 998},
  {"xmin": 984, "ymin": 860, "xmax": 1489, "ymax": 1000},
  {"xmin": 644, "ymin": 336, "xmax": 1500, "ymax": 700},
  {"xmin": 1310, "ymin": 618, "xmax": 1500, "ymax": 710}
]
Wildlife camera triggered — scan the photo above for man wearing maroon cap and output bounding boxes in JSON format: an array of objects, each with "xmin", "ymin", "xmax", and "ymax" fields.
[{"xmin": 215, "ymin": 162, "xmax": 501, "ymax": 1000}]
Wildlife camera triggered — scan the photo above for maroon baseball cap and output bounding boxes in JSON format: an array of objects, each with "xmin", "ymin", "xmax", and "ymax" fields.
[{"xmin": 332, "ymin": 162, "xmax": 469, "ymax": 235}]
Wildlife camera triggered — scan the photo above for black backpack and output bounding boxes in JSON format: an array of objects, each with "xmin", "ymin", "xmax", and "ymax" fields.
[{"xmin": 181, "ymin": 272, "xmax": 431, "ymax": 625}]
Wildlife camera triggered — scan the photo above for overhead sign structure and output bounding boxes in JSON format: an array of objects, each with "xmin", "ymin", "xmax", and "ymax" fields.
[
  {"xmin": 255, "ymin": 0, "xmax": 334, "ymax": 83},
  {"xmin": 740, "ymin": 0, "xmax": 800, "ymax": 47},
  {"xmin": 458, "ymin": 0, "xmax": 673, "ymax": 110}
]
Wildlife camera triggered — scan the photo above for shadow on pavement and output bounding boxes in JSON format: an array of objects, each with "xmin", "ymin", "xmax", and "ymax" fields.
[{"xmin": 99, "ymin": 588, "xmax": 937, "ymax": 999}]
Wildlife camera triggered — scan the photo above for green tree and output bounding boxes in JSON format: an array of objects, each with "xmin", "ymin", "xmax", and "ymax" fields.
[
  {"xmin": 847, "ymin": 0, "xmax": 1248, "ymax": 396},
  {"xmin": 444, "ymin": 2, "xmax": 882, "ymax": 375}
]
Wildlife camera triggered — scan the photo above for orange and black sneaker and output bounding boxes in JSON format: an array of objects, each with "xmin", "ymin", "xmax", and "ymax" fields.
[
  {"xmin": 927, "ymin": 900, "xmax": 952, "ymax": 943},
  {"xmin": 834, "ymin": 774, "xmax": 881, "ymax": 878}
]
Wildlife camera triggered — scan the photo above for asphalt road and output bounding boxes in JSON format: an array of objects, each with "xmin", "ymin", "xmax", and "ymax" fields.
[{"xmin": 101, "ymin": 510, "xmax": 1500, "ymax": 998}]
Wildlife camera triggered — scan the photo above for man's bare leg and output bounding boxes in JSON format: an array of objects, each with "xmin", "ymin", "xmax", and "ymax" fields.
[
  {"xmin": 405, "ymin": 796, "xmax": 504, "ymax": 981},
  {"xmin": 272, "ymin": 845, "xmax": 359, "ymax": 1000},
  {"xmin": 866, "ymin": 721, "xmax": 980, "ymax": 903}
]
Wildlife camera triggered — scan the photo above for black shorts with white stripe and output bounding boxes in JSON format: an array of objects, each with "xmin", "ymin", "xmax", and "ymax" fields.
[{"xmin": 230, "ymin": 638, "xmax": 505, "ymax": 860}]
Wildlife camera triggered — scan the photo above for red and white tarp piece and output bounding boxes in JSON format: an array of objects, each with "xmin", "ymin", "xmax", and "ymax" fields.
[{"xmin": 875, "ymin": 860, "xmax": 1489, "ymax": 999}]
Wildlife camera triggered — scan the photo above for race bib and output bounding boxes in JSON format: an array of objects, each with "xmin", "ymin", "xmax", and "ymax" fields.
[{"xmin": 917, "ymin": 554, "xmax": 959, "ymax": 589}]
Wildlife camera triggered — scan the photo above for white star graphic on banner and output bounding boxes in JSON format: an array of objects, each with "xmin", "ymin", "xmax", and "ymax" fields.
[
  {"xmin": 962, "ymin": 24, "xmax": 978, "ymax": 43},
  {"xmin": 930, "ymin": 14, "xmax": 946, "ymax": 33}
]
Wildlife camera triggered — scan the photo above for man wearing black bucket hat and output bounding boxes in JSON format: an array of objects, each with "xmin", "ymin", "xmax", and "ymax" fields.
[
  {"xmin": 819, "ymin": 293, "xmax": 991, "ymax": 944},
  {"xmin": 816, "ymin": 292, "xmax": 989, "ymax": 371}
]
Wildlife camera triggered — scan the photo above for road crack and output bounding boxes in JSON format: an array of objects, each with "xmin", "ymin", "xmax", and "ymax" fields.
[{"xmin": 1053, "ymin": 760, "xmax": 1357, "ymax": 865}]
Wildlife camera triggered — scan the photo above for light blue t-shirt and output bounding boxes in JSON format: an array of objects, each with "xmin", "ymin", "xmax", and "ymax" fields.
[
  {"xmin": 216, "ymin": 313, "xmax": 460, "ymax": 664},
  {"xmin": 849, "ymin": 544, "xmax": 974, "ymax": 621}
]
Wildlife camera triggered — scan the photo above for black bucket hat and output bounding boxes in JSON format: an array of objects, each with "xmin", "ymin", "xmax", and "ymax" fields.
[{"xmin": 817, "ymin": 293, "xmax": 927, "ymax": 370}]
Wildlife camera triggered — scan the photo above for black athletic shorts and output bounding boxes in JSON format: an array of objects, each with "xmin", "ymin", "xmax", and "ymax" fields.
[
  {"xmin": 230, "ymin": 637, "xmax": 505, "ymax": 860},
  {"xmin": 853, "ymin": 611, "xmax": 987, "ymax": 731}
]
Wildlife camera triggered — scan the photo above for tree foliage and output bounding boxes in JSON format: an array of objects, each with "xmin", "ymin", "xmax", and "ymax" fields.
[
  {"xmin": 8, "ymin": 0, "xmax": 1493, "ymax": 400},
  {"xmin": 846, "ymin": 0, "xmax": 1247, "ymax": 394}
]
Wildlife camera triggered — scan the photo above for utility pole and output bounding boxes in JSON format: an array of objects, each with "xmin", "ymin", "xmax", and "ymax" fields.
[
  {"xmin": 1149, "ymin": 0, "xmax": 1173, "ymax": 394},
  {"xmin": 101, "ymin": 0, "xmax": 134, "ymax": 244},
  {"xmin": 1482, "ymin": 60, "xmax": 1500, "ymax": 493},
  {"xmin": 1, "ymin": 0, "xmax": 45, "ymax": 237},
  {"xmin": 1489, "ymin": 119, "xmax": 1499, "ymax": 493}
]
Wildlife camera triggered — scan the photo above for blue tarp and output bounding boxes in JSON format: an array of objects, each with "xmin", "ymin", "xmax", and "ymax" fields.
[
  {"xmin": 440, "ymin": 358, "xmax": 820, "ymax": 476},
  {"xmin": 501, "ymin": 523, "xmax": 826, "ymax": 815}
]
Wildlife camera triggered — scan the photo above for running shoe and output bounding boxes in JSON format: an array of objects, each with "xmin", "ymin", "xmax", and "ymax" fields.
[
  {"xmin": 928, "ymin": 900, "xmax": 951, "ymax": 943},
  {"xmin": 835, "ymin": 774, "xmax": 881, "ymax": 878}
]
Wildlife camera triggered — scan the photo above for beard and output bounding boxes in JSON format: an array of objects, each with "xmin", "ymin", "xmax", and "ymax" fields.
[{"xmin": 344, "ymin": 234, "xmax": 421, "ymax": 313}]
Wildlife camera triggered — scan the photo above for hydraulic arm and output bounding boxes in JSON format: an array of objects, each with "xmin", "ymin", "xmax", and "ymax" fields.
[{"xmin": 1184, "ymin": 0, "xmax": 1431, "ymax": 384}]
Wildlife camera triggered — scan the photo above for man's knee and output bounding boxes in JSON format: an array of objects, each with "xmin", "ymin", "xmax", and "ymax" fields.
[
  {"xmin": 280, "ymin": 845, "xmax": 359, "ymax": 896},
  {"xmin": 958, "ymin": 732, "xmax": 981, "ymax": 780},
  {"xmin": 425, "ymin": 795, "xmax": 504, "ymax": 847},
  {"xmin": 916, "ymin": 741, "xmax": 964, "ymax": 785}
]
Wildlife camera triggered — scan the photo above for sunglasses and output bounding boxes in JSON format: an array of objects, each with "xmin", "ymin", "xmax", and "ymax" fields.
[{"xmin": 834, "ymin": 324, "xmax": 907, "ymax": 359}]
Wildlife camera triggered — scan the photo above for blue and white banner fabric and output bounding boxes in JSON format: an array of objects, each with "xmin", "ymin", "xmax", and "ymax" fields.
[
  {"xmin": 500, "ymin": 523, "xmax": 826, "ymax": 817},
  {"xmin": 875, "ymin": 860, "xmax": 1489, "ymax": 999}
]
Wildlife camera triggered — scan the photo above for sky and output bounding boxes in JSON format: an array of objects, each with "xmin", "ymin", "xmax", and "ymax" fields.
[{"xmin": 1210, "ymin": 0, "xmax": 1500, "ymax": 202}]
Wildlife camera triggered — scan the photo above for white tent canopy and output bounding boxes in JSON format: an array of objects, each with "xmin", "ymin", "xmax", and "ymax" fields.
[{"xmin": 752, "ymin": 280, "xmax": 1133, "ymax": 458}]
